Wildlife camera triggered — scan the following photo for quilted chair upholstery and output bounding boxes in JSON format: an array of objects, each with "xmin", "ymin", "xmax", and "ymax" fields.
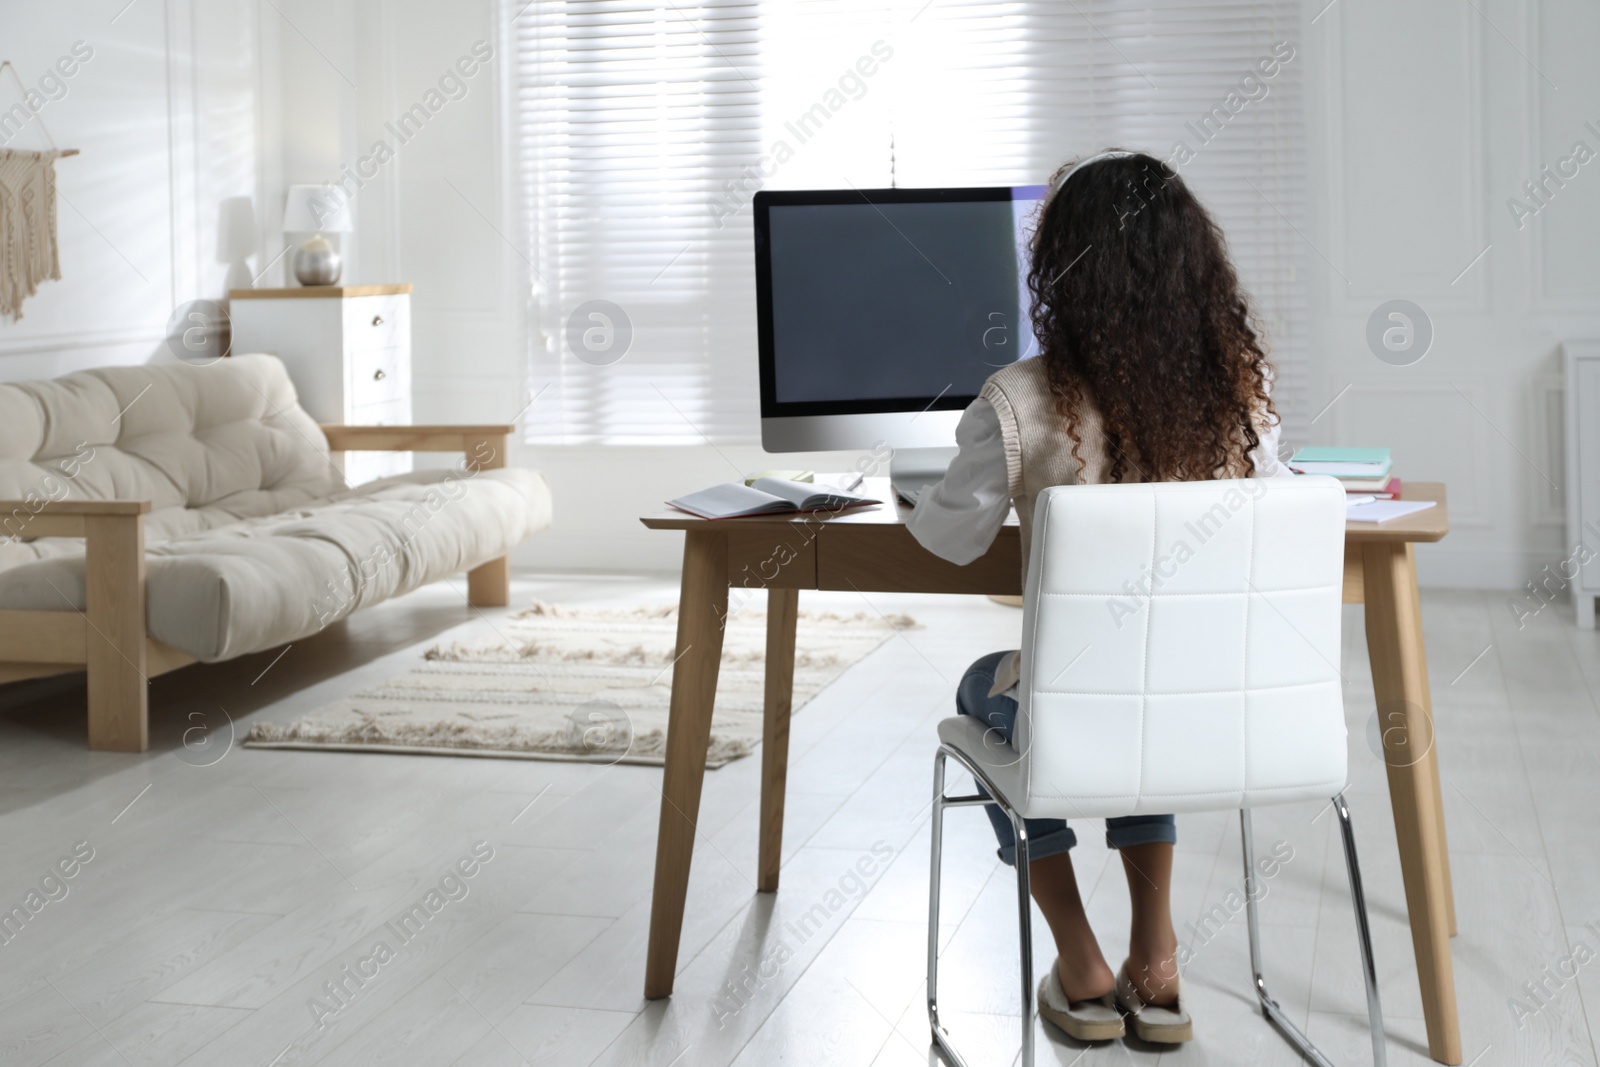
[
  {"xmin": 927, "ymin": 476, "xmax": 1386, "ymax": 1067},
  {"xmin": 937, "ymin": 476, "xmax": 1349, "ymax": 817},
  {"xmin": 0, "ymin": 355, "xmax": 551, "ymax": 661}
]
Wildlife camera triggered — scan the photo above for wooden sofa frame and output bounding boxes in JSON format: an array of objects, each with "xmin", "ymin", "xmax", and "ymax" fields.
[{"xmin": 0, "ymin": 424, "xmax": 516, "ymax": 752}]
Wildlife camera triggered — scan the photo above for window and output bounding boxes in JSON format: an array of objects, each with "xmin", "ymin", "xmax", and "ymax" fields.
[{"xmin": 513, "ymin": 1, "xmax": 1307, "ymax": 444}]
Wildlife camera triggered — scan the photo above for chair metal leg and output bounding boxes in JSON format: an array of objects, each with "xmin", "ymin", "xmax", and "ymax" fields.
[
  {"xmin": 928, "ymin": 749, "xmax": 964, "ymax": 1065},
  {"xmin": 1241, "ymin": 801, "xmax": 1387, "ymax": 1067},
  {"xmin": 928, "ymin": 743, "xmax": 1035, "ymax": 1067},
  {"xmin": 1336, "ymin": 794, "xmax": 1389, "ymax": 1067},
  {"xmin": 1012, "ymin": 812, "xmax": 1036, "ymax": 1067}
]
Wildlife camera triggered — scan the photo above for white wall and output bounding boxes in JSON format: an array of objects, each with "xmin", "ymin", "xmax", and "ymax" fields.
[
  {"xmin": 262, "ymin": 0, "xmax": 523, "ymax": 416},
  {"xmin": 242, "ymin": 0, "xmax": 528, "ymax": 474},
  {"xmin": 3, "ymin": 0, "xmax": 1594, "ymax": 587},
  {"xmin": 1303, "ymin": 0, "xmax": 1599, "ymax": 588},
  {"xmin": 0, "ymin": 0, "xmax": 264, "ymax": 378}
]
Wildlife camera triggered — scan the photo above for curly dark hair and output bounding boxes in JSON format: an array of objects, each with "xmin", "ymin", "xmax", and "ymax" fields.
[{"xmin": 1028, "ymin": 150, "xmax": 1276, "ymax": 484}]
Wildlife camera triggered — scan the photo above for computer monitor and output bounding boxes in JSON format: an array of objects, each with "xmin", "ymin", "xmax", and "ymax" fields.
[{"xmin": 753, "ymin": 185, "xmax": 1047, "ymax": 457}]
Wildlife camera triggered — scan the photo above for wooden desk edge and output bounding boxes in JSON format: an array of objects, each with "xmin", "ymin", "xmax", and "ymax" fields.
[{"xmin": 642, "ymin": 482, "xmax": 1450, "ymax": 542}]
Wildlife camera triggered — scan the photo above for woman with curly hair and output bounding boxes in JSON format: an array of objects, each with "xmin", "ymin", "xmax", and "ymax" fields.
[{"xmin": 907, "ymin": 150, "xmax": 1289, "ymax": 1045}]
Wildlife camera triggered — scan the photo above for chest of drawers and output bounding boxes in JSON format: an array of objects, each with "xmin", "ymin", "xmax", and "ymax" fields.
[{"xmin": 229, "ymin": 284, "xmax": 413, "ymax": 485}]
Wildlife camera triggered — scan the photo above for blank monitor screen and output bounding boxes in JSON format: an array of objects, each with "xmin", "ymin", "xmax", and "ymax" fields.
[{"xmin": 754, "ymin": 186, "xmax": 1045, "ymax": 419}]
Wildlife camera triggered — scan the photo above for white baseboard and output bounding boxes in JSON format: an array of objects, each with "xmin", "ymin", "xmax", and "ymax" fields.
[
  {"xmin": 512, "ymin": 531, "xmax": 687, "ymax": 575},
  {"xmin": 1413, "ymin": 544, "xmax": 1577, "ymax": 591}
]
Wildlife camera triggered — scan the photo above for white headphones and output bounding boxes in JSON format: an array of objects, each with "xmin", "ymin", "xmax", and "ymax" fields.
[{"xmin": 1049, "ymin": 149, "xmax": 1137, "ymax": 193}]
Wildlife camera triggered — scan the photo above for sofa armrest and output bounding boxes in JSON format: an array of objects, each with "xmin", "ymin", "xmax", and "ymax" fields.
[
  {"xmin": 0, "ymin": 498, "xmax": 151, "ymax": 750},
  {"xmin": 320, "ymin": 424, "xmax": 517, "ymax": 607},
  {"xmin": 319, "ymin": 424, "xmax": 511, "ymax": 471},
  {"xmin": 0, "ymin": 499, "xmax": 151, "ymax": 539}
]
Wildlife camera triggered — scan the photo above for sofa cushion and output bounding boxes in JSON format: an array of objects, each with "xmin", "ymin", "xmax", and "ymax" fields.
[
  {"xmin": 0, "ymin": 467, "xmax": 553, "ymax": 661},
  {"xmin": 0, "ymin": 354, "xmax": 344, "ymax": 572}
]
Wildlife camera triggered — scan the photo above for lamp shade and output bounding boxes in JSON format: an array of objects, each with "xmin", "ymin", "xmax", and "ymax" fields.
[{"xmin": 283, "ymin": 183, "xmax": 352, "ymax": 233}]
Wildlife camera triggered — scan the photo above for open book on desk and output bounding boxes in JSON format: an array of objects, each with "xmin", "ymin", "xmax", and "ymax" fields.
[{"xmin": 668, "ymin": 477, "xmax": 880, "ymax": 520}]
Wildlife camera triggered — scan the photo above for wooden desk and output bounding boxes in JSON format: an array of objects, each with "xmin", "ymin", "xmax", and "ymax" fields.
[{"xmin": 640, "ymin": 480, "xmax": 1460, "ymax": 1064}]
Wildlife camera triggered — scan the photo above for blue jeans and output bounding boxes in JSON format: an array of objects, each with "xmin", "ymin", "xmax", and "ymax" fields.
[{"xmin": 956, "ymin": 651, "xmax": 1177, "ymax": 866}]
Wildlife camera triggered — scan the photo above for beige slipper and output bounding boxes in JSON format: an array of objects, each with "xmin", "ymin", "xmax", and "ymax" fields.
[
  {"xmin": 1037, "ymin": 960, "xmax": 1125, "ymax": 1042},
  {"xmin": 1115, "ymin": 963, "xmax": 1194, "ymax": 1043}
]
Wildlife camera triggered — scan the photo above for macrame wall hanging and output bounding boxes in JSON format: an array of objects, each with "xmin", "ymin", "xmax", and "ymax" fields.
[{"xmin": 0, "ymin": 61, "xmax": 79, "ymax": 322}]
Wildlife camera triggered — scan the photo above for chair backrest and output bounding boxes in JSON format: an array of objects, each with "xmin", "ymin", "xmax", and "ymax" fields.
[{"xmin": 1012, "ymin": 476, "xmax": 1348, "ymax": 818}]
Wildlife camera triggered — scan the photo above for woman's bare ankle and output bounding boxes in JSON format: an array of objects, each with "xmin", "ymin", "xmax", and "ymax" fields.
[
  {"xmin": 1123, "ymin": 937, "xmax": 1181, "ymax": 1006},
  {"xmin": 1054, "ymin": 948, "xmax": 1116, "ymax": 1002},
  {"xmin": 1027, "ymin": 852, "xmax": 1116, "ymax": 1002}
]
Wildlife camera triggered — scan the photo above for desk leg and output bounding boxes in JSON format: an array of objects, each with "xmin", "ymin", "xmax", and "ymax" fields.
[
  {"xmin": 760, "ymin": 588, "xmax": 800, "ymax": 892},
  {"xmin": 1405, "ymin": 544, "xmax": 1457, "ymax": 936},
  {"xmin": 1364, "ymin": 542, "xmax": 1461, "ymax": 1064},
  {"xmin": 644, "ymin": 530, "xmax": 729, "ymax": 1000}
]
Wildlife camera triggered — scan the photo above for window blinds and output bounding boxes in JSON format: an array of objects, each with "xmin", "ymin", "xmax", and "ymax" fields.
[{"xmin": 513, "ymin": 0, "xmax": 1307, "ymax": 445}]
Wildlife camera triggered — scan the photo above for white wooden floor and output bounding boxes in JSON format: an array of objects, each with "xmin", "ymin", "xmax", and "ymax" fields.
[{"xmin": 1, "ymin": 575, "xmax": 1596, "ymax": 1067}]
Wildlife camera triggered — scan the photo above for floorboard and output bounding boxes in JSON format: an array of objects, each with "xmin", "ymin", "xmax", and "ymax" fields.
[{"xmin": 0, "ymin": 575, "xmax": 1594, "ymax": 1065}]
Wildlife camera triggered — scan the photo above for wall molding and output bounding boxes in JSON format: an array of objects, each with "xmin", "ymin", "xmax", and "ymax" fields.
[
  {"xmin": 0, "ymin": 0, "xmax": 263, "ymax": 377},
  {"xmin": 0, "ymin": 329, "xmax": 165, "ymax": 358},
  {"xmin": 1323, "ymin": 2, "xmax": 1488, "ymax": 311},
  {"xmin": 1527, "ymin": 0, "xmax": 1600, "ymax": 314}
]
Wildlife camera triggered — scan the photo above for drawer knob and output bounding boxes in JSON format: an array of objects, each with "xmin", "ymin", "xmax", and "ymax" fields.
[
  {"xmin": 373, "ymin": 369, "xmax": 386, "ymax": 381},
  {"xmin": 371, "ymin": 315, "xmax": 384, "ymax": 326}
]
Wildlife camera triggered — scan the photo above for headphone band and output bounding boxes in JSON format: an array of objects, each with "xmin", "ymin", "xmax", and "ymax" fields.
[{"xmin": 1049, "ymin": 149, "xmax": 1138, "ymax": 192}]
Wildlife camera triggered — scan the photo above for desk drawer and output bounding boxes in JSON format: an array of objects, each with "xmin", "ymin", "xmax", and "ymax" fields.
[{"xmin": 816, "ymin": 524, "xmax": 1021, "ymax": 595}]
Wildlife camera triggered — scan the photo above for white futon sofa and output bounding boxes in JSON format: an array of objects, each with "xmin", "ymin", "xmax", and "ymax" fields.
[{"xmin": 0, "ymin": 354, "xmax": 551, "ymax": 751}]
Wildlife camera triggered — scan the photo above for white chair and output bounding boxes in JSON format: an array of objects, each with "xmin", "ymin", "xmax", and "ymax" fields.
[{"xmin": 927, "ymin": 477, "xmax": 1385, "ymax": 1067}]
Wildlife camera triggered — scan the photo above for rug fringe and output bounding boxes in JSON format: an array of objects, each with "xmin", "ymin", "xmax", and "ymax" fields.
[
  {"xmin": 510, "ymin": 599, "xmax": 919, "ymax": 630},
  {"xmin": 242, "ymin": 720, "xmax": 751, "ymax": 766},
  {"xmin": 423, "ymin": 639, "xmax": 857, "ymax": 670}
]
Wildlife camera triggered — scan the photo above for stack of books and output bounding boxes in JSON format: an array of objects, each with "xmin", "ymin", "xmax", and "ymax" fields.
[{"xmin": 1288, "ymin": 447, "xmax": 1399, "ymax": 497}]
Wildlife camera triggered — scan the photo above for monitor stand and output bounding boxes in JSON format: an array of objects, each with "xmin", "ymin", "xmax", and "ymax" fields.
[{"xmin": 889, "ymin": 446, "xmax": 959, "ymax": 507}]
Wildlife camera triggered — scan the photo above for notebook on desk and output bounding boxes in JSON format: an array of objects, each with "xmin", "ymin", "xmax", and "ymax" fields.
[
  {"xmin": 1346, "ymin": 499, "xmax": 1435, "ymax": 523},
  {"xmin": 668, "ymin": 477, "xmax": 880, "ymax": 520}
]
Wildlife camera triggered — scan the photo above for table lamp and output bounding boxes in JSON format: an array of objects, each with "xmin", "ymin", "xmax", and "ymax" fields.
[{"xmin": 283, "ymin": 184, "xmax": 352, "ymax": 286}]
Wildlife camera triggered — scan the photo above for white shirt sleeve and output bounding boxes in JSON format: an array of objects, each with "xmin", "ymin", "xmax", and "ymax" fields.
[
  {"xmin": 906, "ymin": 398, "xmax": 1012, "ymax": 565},
  {"xmin": 1253, "ymin": 409, "xmax": 1294, "ymax": 479},
  {"xmin": 1249, "ymin": 365, "xmax": 1294, "ymax": 479},
  {"xmin": 906, "ymin": 391, "xmax": 1287, "ymax": 568}
]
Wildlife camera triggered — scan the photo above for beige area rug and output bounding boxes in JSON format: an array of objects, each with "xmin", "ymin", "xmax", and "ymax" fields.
[{"xmin": 243, "ymin": 601, "xmax": 915, "ymax": 768}]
